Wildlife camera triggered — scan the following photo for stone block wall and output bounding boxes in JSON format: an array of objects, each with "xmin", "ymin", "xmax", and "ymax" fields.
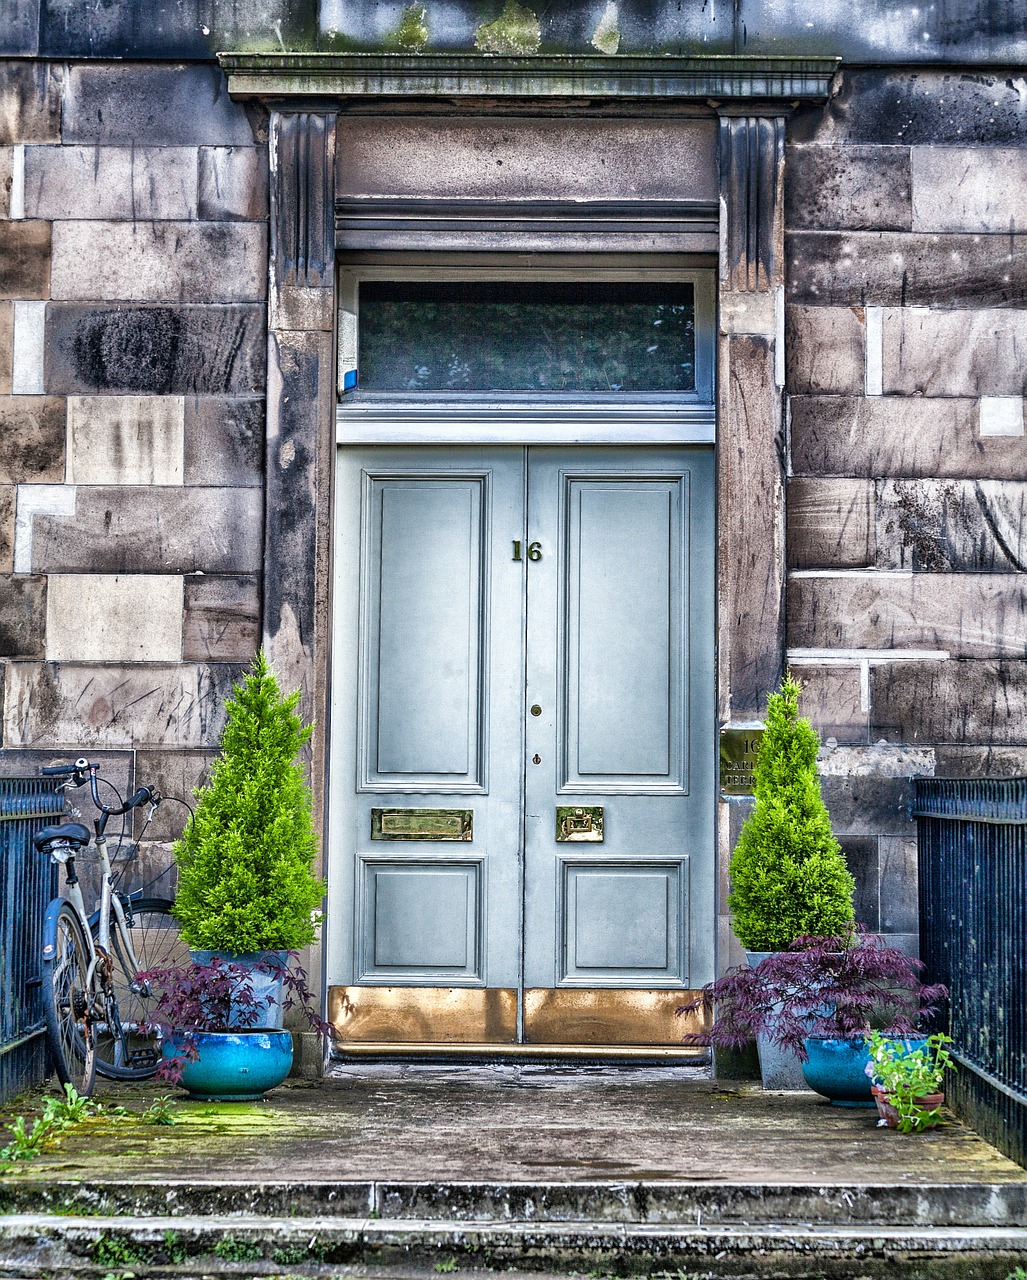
[
  {"xmin": 0, "ymin": 60, "xmax": 268, "ymax": 890},
  {"xmin": 784, "ymin": 68, "xmax": 1027, "ymax": 951}
]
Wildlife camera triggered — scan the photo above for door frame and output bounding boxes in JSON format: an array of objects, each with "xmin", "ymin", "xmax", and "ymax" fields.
[{"xmin": 219, "ymin": 74, "xmax": 798, "ymax": 1060}]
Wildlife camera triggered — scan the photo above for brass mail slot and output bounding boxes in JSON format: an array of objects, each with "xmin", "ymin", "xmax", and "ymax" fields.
[
  {"xmin": 371, "ymin": 808, "xmax": 473, "ymax": 841},
  {"xmin": 556, "ymin": 805, "xmax": 604, "ymax": 843}
]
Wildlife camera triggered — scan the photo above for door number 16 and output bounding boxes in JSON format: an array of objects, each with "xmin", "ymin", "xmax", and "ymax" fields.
[{"xmin": 512, "ymin": 540, "xmax": 543, "ymax": 562}]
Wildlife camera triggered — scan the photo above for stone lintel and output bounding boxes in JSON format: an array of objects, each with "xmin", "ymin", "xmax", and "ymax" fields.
[{"xmin": 219, "ymin": 53, "xmax": 840, "ymax": 104}]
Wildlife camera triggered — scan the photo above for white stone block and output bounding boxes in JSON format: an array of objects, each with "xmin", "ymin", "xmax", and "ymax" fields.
[
  {"xmin": 67, "ymin": 396, "xmax": 185, "ymax": 485},
  {"xmin": 23, "ymin": 145, "xmax": 199, "ymax": 220},
  {"xmin": 46, "ymin": 573, "xmax": 183, "ymax": 662},
  {"xmin": 913, "ymin": 147, "xmax": 1027, "ymax": 232},
  {"xmin": 50, "ymin": 221, "xmax": 266, "ymax": 303},
  {"xmin": 11, "ymin": 301, "xmax": 45, "ymax": 395},
  {"xmin": 865, "ymin": 306, "xmax": 883, "ymax": 397},
  {"xmin": 979, "ymin": 396, "xmax": 1025, "ymax": 437},
  {"xmin": 14, "ymin": 484, "xmax": 75, "ymax": 573},
  {"xmin": 9, "ymin": 144, "xmax": 24, "ymax": 219}
]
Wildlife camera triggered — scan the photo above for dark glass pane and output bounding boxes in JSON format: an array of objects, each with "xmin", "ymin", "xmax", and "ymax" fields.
[{"xmin": 358, "ymin": 280, "xmax": 695, "ymax": 393}]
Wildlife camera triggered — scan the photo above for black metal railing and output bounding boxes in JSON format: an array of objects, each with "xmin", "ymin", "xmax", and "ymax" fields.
[
  {"xmin": 0, "ymin": 778, "xmax": 67, "ymax": 1102},
  {"xmin": 916, "ymin": 777, "xmax": 1027, "ymax": 1167}
]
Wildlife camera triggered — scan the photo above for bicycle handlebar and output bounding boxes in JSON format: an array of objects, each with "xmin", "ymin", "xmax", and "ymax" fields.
[{"xmin": 40, "ymin": 758, "xmax": 161, "ymax": 818}]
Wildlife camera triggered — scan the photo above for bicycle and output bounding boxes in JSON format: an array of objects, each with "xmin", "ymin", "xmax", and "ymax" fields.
[{"xmin": 34, "ymin": 758, "xmax": 187, "ymax": 1096}]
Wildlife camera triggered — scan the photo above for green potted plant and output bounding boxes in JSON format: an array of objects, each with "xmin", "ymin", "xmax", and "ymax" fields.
[
  {"xmin": 865, "ymin": 1031, "xmax": 953, "ymax": 1131},
  {"xmin": 172, "ymin": 651, "xmax": 326, "ymax": 1027},
  {"xmin": 140, "ymin": 954, "xmax": 329, "ymax": 1101},
  {"xmin": 680, "ymin": 931, "xmax": 947, "ymax": 1105},
  {"xmin": 727, "ymin": 674, "xmax": 856, "ymax": 1087}
]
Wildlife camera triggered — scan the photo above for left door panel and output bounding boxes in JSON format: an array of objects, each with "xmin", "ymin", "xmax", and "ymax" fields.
[{"xmin": 329, "ymin": 446, "xmax": 526, "ymax": 1043}]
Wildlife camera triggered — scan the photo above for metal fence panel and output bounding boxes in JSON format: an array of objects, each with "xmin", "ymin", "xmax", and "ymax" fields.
[
  {"xmin": 0, "ymin": 779, "xmax": 67, "ymax": 1102},
  {"xmin": 916, "ymin": 777, "xmax": 1027, "ymax": 1168}
]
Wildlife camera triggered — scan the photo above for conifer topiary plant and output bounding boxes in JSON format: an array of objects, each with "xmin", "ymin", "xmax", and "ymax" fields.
[
  {"xmin": 173, "ymin": 651, "xmax": 326, "ymax": 953},
  {"xmin": 728, "ymin": 673, "xmax": 855, "ymax": 952}
]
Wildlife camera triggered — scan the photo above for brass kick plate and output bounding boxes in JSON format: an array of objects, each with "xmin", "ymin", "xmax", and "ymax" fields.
[
  {"xmin": 556, "ymin": 805, "xmax": 604, "ymax": 842},
  {"xmin": 371, "ymin": 808, "xmax": 473, "ymax": 841}
]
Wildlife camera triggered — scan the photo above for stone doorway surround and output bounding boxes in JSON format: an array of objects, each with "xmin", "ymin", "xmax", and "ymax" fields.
[{"xmin": 217, "ymin": 51, "xmax": 840, "ymax": 994}]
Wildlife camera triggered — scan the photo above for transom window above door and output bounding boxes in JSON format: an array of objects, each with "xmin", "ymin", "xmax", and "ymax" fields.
[
  {"xmin": 336, "ymin": 255, "xmax": 715, "ymax": 444},
  {"xmin": 359, "ymin": 280, "xmax": 696, "ymax": 394}
]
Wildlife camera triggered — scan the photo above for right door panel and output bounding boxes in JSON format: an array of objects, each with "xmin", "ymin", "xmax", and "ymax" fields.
[{"xmin": 522, "ymin": 447, "xmax": 716, "ymax": 1033}]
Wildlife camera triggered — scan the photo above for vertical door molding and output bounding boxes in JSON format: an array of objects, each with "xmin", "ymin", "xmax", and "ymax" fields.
[
  {"xmin": 265, "ymin": 108, "xmax": 338, "ymax": 815},
  {"xmin": 716, "ymin": 112, "xmax": 787, "ymax": 720}
]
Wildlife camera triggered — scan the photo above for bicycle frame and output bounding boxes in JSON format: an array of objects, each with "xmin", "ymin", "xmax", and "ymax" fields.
[
  {"xmin": 59, "ymin": 830, "xmax": 145, "ymax": 1002},
  {"xmin": 44, "ymin": 759, "xmax": 163, "ymax": 1058}
]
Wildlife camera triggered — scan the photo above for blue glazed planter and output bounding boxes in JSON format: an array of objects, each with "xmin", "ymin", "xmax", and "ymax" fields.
[
  {"xmin": 164, "ymin": 1029, "xmax": 293, "ymax": 1101},
  {"xmin": 801, "ymin": 1037, "xmax": 876, "ymax": 1107}
]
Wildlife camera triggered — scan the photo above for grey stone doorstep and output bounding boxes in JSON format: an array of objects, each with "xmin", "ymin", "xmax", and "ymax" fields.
[
  {"xmin": 1, "ymin": 1213, "xmax": 1027, "ymax": 1277},
  {"xmin": 2, "ymin": 1179, "xmax": 1027, "ymax": 1227}
]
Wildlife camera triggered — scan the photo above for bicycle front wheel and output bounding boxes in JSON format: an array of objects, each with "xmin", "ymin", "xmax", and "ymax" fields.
[
  {"xmin": 42, "ymin": 902, "xmax": 97, "ymax": 1097},
  {"xmin": 90, "ymin": 897, "xmax": 186, "ymax": 1080}
]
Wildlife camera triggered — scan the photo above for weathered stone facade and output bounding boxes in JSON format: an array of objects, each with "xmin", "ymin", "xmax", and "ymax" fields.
[
  {"xmin": 783, "ymin": 67, "xmax": 1027, "ymax": 955},
  {"xmin": 3, "ymin": 1, "xmax": 1027, "ymax": 1015},
  {"xmin": 0, "ymin": 59, "xmax": 267, "ymax": 890}
]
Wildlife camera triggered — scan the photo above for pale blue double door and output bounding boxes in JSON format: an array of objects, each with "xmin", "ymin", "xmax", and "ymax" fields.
[{"xmin": 331, "ymin": 444, "xmax": 715, "ymax": 1046}]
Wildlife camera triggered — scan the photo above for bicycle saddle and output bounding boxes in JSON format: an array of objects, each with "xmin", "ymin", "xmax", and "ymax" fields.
[{"xmin": 33, "ymin": 822, "xmax": 91, "ymax": 851}]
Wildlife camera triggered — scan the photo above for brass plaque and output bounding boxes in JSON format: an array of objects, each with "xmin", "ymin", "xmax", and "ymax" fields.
[
  {"xmin": 719, "ymin": 727, "xmax": 764, "ymax": 795},
  {"xmin": 371, "ymin": 808, "xmax": 473, "ymax": 841},
  {"xmin": 556, "ymin": 805, "xmax": 604, "ymax": 842}
]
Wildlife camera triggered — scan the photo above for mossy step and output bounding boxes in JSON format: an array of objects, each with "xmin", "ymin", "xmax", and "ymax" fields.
[
  {"xmin": 2, "ymin": 1178, "xmax": 1027, "ymax": 1227},
  {"xmin": 2, "ymin": 1212, "xmax": 1027, "ymax": 1279}
]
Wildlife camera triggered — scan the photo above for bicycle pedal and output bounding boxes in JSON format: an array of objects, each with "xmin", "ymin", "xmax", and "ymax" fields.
[{"xmin": 128, "ymin": 1048, "xmax": 159, "ymax": 1069}]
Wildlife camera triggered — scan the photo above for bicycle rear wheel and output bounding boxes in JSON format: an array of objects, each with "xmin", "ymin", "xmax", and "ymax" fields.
[
  {"xmin": 42, "ymin": 902, "xmax": 97, "ymax": 1097},
  {"xmin": 89, "ymin": 897, "xmax": 186, "ymax": 1080}
]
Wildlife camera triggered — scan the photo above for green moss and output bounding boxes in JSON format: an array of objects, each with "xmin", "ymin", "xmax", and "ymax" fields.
[
  {"xmin": 386, "ymin": 4, "xmax": 430, "ymax": 50},
  {"xmin": 474, "ymin": 2, "xmax": 541, "ymax": 54},
  {"xmin": 591, "ymin": 1, "xmax": 620, "ymax": 55}
]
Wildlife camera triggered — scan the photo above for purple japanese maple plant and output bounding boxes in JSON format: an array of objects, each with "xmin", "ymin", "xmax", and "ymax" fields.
[
  {"xmin": 139, "ymin": 953, "xmax": 332, "ymax": 1082},
  {"xmin": 679, "ymin": 930, "xmax": 947, "ymax": 1062}
]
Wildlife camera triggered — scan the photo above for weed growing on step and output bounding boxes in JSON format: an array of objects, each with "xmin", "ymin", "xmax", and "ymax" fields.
[
  {"xmin": 435, "ymin": 1259, "xmax": 458, "ymax": 1273},
  {"xmin": 1, "ymin": 1084, "xmax": 97, "ymax": 1164},
  {"xmin": 272, "ymin": 1239, "xmax": 327, "ymax": 1264},
  {"xmin": 162, "ymin": 1229, "xmax": 186, "ymax": 1263},
  {"xmin": 1, "ymin": 1086, "xmax": 184, "ymax": 1171},
  {"xmin": 1006, "ymin": 1269, "xmax": 1027, "ymax": 1280},
  {"xmin": 142, "ymin": 1095, "xmax": 179, "ymax": 1126},
  {"xmin": 213, "ymin": 1234, "xmax": 263, "ymax": 1262},
  {"xmin": 93, "ymin": 1234, "xmax": 143, "ymax": 1268}
]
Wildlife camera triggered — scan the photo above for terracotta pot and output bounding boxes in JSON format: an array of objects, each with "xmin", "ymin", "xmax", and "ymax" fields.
[{"xmin": 871, "ymin": 1083, "xmax": 944, "ymax": 1130}]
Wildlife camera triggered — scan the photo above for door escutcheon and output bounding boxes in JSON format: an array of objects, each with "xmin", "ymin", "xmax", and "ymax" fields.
[
  {"xmin": 532, "ymin": 754, "xmax": 541, "ymax": 765},
  {"xmin": 530, "ymin": 704, "xmax": 542, "ymax": 717}
]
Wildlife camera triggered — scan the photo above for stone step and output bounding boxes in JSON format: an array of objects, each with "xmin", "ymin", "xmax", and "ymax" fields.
[
  {"xmin": 2, "ymin": 1211, "xmax": 1027, "ymax": 1279},
  {"xmin": 1, "ymin": 1178, "xmax": 1026, "ymax": 1227}
]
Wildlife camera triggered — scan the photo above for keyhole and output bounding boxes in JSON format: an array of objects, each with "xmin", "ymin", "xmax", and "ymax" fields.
[
  {"xmin": 530, "ymin": 704, "xmax": 542, "ymax": 717},
  {"xmin": 532, "ymin": 754, "xmax": 541, "ymax": 765}
]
